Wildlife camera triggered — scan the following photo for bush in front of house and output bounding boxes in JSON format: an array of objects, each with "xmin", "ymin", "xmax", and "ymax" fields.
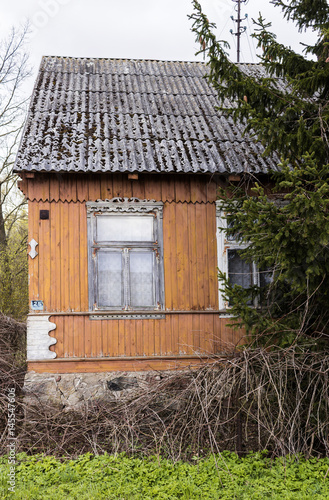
[{"xmin": 0, "ymin": 346, "xmax": 327, "ymax": 460}]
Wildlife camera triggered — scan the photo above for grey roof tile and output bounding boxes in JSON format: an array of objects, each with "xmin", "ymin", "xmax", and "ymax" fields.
[{"xmin": 14, "ymin": 56, "xmax": 280, "ymax": 174}]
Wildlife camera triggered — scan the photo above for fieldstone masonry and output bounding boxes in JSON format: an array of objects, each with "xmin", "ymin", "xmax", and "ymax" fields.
[{"xmin": 23, "ymin": 371, "xmax": 165, "ymax": 410}]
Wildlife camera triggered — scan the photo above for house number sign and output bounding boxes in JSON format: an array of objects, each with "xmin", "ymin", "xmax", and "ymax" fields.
[{"xmin": 31, "ymin": 300, "xmax": 44, "ymax": 311}]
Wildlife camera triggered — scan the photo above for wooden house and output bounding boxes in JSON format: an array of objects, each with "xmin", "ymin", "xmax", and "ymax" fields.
[{"xmin": 15, "ymin": 57, "xmax": 279, "ymax": 378}]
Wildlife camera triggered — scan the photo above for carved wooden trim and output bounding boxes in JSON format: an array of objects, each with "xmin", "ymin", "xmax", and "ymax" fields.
[
  {"xmin": 27, "ymin": 315, "xmax": 57, "ymax": 361},
  {"xmin": 86, "ymin": 198, "xmax": 163, "ymax": 217}
]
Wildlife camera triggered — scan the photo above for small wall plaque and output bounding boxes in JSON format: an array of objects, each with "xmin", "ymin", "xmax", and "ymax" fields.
[
  {"xmin": 40, "ymin": 210, "xmax": 49, "ymax": 220},
  {"xmin": 31, "ymin": 300, "xmax": 44, "ymax": 311}
]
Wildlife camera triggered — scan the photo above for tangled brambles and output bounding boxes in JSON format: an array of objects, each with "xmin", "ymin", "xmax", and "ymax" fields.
[{"xmin": 0, "ymin": 318, "xmax": 328, "ymax": 460}]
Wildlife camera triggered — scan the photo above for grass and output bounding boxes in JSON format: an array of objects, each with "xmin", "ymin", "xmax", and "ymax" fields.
[{"xmin": 0, "ymin": 452, "xmax": 328, "ymax": 499}]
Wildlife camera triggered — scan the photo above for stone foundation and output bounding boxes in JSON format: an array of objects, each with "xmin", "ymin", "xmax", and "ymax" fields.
[{"xmin": 23, "ymin": 371, "xmax": 167, "ymax": 410}]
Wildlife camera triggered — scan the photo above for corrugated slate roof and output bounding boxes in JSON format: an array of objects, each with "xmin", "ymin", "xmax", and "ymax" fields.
[{"xmin": 14, "ymin": 56, "xmax": 280, "ymax": 175}]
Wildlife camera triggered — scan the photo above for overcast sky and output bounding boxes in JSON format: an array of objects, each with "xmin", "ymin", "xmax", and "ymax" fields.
[{"xmin": 2, "ymin": 0, "xmax": 318, "ymax": 94}]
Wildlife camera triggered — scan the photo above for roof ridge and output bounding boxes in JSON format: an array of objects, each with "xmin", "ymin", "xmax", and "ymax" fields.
[
  {"xmin": 40, "ymin": 55, "xmax": 261, "ymax": 67},
  {"xmin": 41, "ymin": 55, "xmax": 209, "ymax": 64}
]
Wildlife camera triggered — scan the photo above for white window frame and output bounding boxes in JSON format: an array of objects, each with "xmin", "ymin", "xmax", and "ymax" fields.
[
  {"xmin": 216, "ymin": 200, "xmax": 260, "ymax": 311},
  {"xmin": 87, "ymin": 197, "xmax": 165, "ymax": 312}
]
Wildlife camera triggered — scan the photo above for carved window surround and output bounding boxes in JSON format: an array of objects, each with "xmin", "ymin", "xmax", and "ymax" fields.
[{"xmin": 87, "ymin": 198, "xmax": 165, "ymax": 313}]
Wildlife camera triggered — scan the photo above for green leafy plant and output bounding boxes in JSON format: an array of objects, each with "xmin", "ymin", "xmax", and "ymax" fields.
[{"xmin": 0, "ymin": 452, "xmax": 328, "ymax": 499}]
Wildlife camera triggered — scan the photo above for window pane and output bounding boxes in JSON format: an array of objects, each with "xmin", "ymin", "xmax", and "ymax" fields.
[
  {"xmin": 129, "ymin": 252, "xmax": 154, "ymax": 307},
  {"xmin": 226, "ymin": 217, "xmax": 241, "ymax": 242},
  {"xmin": 96, "ymin": 215, "xmax": 154, "ymax": 242},
  {"xmin": 260, "ymin": 269, "xmax": 272, "ymax": 288},
  {"xmin": 228, "ymin": 249, "xmax": 253, "ymax": 288},
  {"xmin": 97, "ymin": 251, "xmax": 123, "ymax": 307}
]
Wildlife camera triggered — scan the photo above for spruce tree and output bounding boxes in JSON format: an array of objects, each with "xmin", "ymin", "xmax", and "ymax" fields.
[{"xmin": 190, "ymin": 0, "xmax": 329, "ymax": 348}]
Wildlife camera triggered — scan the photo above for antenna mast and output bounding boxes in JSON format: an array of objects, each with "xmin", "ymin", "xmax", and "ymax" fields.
[{"xmin": 230, "ymin": 0, "xmax": 248, "ymax": 62}]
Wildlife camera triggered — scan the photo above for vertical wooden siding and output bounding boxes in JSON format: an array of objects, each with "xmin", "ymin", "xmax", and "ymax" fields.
[
  {"xmin": 163, "ymin": 202, "xmax": 218, "ymax": 310},
  {"xmin": 28, "ymin": 200, "xmax": 88, "ymax": 311},
  {"xmin": 28, "ymin": 200, "xmax": 218, "ymax": 312},
  {"xmin": 22, "ymin": 173, "xmax": 219, "ymax": 204},
  {"xmin": 27, "ymin": 173, "xmax": 241, "ymax": 359},
  {"xmin": 50, "ymin": 314, "xmax": 238, "ymax": 358}
]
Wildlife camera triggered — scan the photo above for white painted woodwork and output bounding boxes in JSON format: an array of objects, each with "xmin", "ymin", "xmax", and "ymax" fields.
[
  {"xmin": 27, "ymin": 315, "xmax": 57, "ymax": 360},
  {"xmin": 28, "ymin": 239, "xmax": 38, "ymax": 259}
]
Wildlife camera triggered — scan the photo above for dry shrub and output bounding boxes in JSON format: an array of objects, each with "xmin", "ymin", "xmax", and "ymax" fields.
[
  {"xmin": 0, "ymin": 324, "xmax": 328, "ymax": 459},
  {"xmin": 0, "ymin": 347, "xmax": 326, "ymax": 460},
  {"xmin": 0, "ymin": 314, "xmax": 26, "ymax": 441},
  {"xmin": 0, "ymin": 313, "xmax": 26, "ymax": 388}
]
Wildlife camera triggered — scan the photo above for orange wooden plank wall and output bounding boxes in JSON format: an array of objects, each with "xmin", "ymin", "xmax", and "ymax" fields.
[
  {"xmin": 26, "ymin": 173, "xmax": 242, "ymax": 359},
  {"xmin": 22, "ymin": 172, "xmax": 219, "ymax": 204},
  {"xmin": 28, "ymin": 200, "xmax": 218, "ymax": 312},
  {"xmin": 28, "ymin": 200, "xmax": 88, "ymax": 312},
  {"xmin": 49, "ymin": 314, "xmax": 239, "ymax": 358}
]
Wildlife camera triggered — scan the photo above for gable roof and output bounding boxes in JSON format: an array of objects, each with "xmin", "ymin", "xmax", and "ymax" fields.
[{"xmin": 14, "ymin": 56, "xmax": 279, "ymax": 175}]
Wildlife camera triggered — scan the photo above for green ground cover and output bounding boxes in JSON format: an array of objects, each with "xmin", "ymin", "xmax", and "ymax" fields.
[{"xmin": 0, "ymin": 452, "xmax": 328, "ymax": 499}]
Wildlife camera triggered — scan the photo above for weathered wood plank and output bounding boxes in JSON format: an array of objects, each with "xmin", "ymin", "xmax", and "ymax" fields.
[
  {"xmin": 192, "ymin": 314, "xmax": 201, "ymax": 354},
  {"xmin": 69, "ymin": 203, "xmax": 80, "ymax": 311},
  {"xmin": 73, "ymin": 315, "xmax": 83, "ymax": 357},
  {"xmin": 118, "ymin": 319, "xmax": 125, "ymax": 356},
  {"xmin": 204, "ymin": 313, "xmax": 214, "ymax": 355},
  {"xmin": 147, "ymin": 319, "xmax": 156, "ymax": 356},
  {"xmin": 131, "ymin": 177, "xmax": 146, "ymax": 199},
  {"xmin": 188, "ymin": 203, "xmax": 199, "ymax": 310},
  {"xmin": 49, "ymin": 175, "xmax": 60, "ymax": 202},
  {"xmin": 94, "ymin": 318, "xmax": 102, "ymax": 356},
  {"xmin": 136, "ymin": 319, "xmax": 143, "ymax": 356},
  {"xmin": 206, "ymin": 178, "xmax": 218, "ymax": 203},
  {"xmin": 207, "ymin": 203, "xmax": 218, "ymax": 309},
  {"xmin": 178, "ymin": 314, "xmax": 187, "ymax": 355},
  {"xmin": 88, "ymin": 174, "xmax": 101, "ymax": 200},
  {"xmin": 39, "ymin": 202, "xmax": 51, "ymax": 310},
  {"xmin": 174, "ymin": 176, "xmax": 190, "ymax": 202},
  {"xmin": 50, "ymin": 202, "xmax": 59, "ymax": 311},
  {"xmin": 101, "ymin": 319, "xmax": 107, "ymax": 356},
  {"xmin": 60, "ymin": 202, "xmax": 70, "ymax": 311},
  {"xmin": 195, "ymin": 203, "xmax": 206, "ymax": 309},
  {"xmin": 171, "ymin": 315, "xmax": 179, "ymax": 355},
  {"xmin": 177, "ymin": 202, "xmax": 189, "ymax": 310},
  {"xmin": 52, "ymin": 315, "xmax": 64, "ymax": 358},
  {"xmin": 112, "ymin": 173, "xmax": 123, "ymax": 198},
  {"xmin": 79, "ymin": 203, "xmax": 88, "ymax": 310},
  {"xmin": 84, "ymin": 315, "xmax": 92, "ymax": 357},
  {"xmin": 28, "ymin": 356, "xmax": 220, "ymax": 373},
  {"xmin": 185, "ymin": 313, "xmax": 194, "ymax": 355},
  {"xmin": 213, "ymin": 315, "xmax": 222, "ymax": 353},
  {"xmin": 110, "ymin": 319, "xmax": 119, "ymax": 357},
  {"xmin": 77, "ymin": 175, "xmax": 89, "ymax": 202},
  {"xmin": 28, "ymin": 201, "xmax": 39, "ymax": 302},
  {"xmin": 163, "ymin": 203, "xmax": 173, "ymax": 310}
]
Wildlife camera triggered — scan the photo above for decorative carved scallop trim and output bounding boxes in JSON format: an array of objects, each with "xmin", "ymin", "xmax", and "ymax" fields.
[
  {"xmin": 86, "ymin": 198, "xmax": 163, "ymax": 217},
  {"xmin": 27, "ymin": 315, "xmax": 57, "ymax": 360}
]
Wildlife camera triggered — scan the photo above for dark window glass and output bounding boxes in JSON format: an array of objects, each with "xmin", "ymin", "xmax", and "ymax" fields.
[
  {"xmin": 259, "ymin": 269, "xmax": 272, "ymax": 288},
  {"xmin": 227, "ymin": 249, "xmax": 253, "ymax": 288}
]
